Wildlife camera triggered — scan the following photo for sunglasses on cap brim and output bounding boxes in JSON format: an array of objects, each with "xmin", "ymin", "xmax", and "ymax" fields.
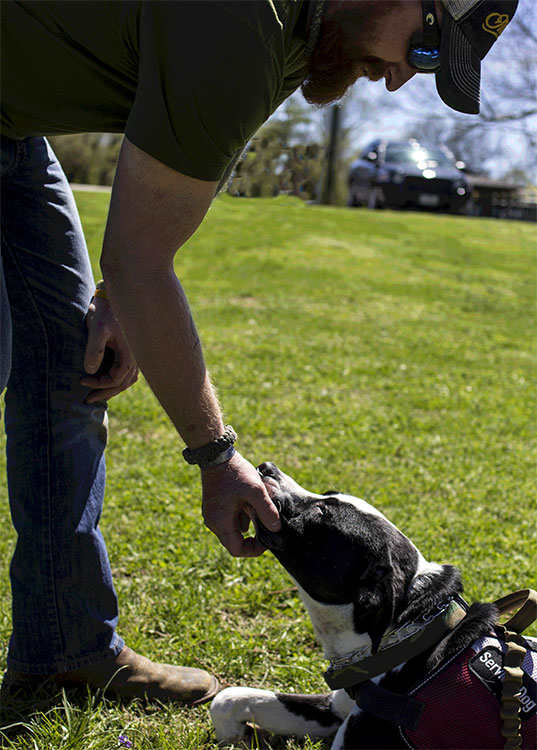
[{"xmin": 407, "ymin": 0, "xmax": 441, "ymax": 72}]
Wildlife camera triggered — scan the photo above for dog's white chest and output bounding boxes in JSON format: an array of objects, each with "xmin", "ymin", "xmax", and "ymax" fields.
[{"xmin": 296, "ymin": 584, "xmax": 373, "ymax": 658}]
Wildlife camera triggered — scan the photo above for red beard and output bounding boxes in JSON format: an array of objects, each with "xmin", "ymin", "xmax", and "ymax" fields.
[{"xmin": 302, "ymin": 0, "xmax": 398, "ymax": 105}]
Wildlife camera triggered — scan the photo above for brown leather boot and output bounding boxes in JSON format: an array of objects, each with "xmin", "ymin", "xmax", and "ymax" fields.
[{"xmin": 3, "ymin": 647, "xmax": 220, "ymax": 706}]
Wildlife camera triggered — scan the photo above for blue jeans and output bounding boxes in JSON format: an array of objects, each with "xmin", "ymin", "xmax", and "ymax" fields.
[{"xmin": 0, "ymin": 136, "xmax": 124, "ymax": 673}]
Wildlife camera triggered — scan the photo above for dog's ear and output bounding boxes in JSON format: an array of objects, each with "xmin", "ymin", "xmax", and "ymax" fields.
[{"xmin": 352, "ymin": 558, "xmax": 396, "ymax": 653}]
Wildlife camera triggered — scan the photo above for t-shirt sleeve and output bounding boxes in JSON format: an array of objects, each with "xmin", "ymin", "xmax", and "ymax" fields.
[{"xmin": 125, "ymin": 1, "xmax": 283, "ymax": 181}]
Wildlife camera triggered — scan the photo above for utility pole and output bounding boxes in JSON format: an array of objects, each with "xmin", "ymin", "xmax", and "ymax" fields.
[{"xmin": 320, "ymin": 104, "xmax": 341, "ymax": 205}]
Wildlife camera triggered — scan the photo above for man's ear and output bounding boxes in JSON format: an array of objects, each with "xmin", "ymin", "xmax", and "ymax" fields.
[{"xmin": 352, "ymin": 559, "xmax": 396, "ymax": 652}]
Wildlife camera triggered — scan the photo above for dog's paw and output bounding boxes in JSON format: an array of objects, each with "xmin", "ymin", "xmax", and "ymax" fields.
[{"xmin": 210, "ymin": 687, "xmax": 249, "ymax": 742}]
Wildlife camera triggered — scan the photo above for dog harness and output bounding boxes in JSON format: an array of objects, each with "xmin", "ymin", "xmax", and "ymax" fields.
[
  {"xmin": 324, "ymin": 589, "xmax": 537, "ymax": 749},
  {"xmin": 401, "ymin": 630, "xmax": 537, "ymax": 749}
]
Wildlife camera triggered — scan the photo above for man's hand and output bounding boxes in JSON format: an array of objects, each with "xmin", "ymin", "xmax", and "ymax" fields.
[
  {"xmin": 81, "ymin": 296, "xmax": 139, "ymax": 403},
  {"xmin": 201, "ymin": 451, "xmax": 281, "ymax": 557}
]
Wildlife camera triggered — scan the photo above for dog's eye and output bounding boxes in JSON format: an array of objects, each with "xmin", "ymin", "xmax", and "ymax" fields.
[{"xmin": 312, "ymin": 503, "xmax": 327, "ymax": 517}]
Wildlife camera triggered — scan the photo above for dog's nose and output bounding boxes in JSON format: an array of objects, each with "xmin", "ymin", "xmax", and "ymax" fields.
[{"xmin": 257, "ymin": 462, "xmax": 280, "ymax": 479}]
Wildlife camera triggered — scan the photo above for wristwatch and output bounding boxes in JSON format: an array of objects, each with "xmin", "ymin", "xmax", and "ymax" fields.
[{"xmin": 182, "ymin": 425, "xmax": 237, "ymax": 468}]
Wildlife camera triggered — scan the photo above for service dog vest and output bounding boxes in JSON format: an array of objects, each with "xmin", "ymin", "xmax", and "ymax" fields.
[{"xmin": 401, "ymin": 633, "xmax": 537, "ymax": 749}]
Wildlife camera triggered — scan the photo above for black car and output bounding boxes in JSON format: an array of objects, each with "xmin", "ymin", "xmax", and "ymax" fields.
[{"xmin": 348, "ymin": 139, "xmax": 469, "ymax": 212}]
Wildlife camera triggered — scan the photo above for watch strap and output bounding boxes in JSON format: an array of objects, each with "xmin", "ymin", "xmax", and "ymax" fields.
[{"xmin": 182, "ymin": 425, "xmax": 237, "ymax": 468}]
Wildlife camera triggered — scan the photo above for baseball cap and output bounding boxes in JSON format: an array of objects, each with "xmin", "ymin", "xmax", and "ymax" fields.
[{"xmin": 436, "ymin": 0, "xmax": 519, "ymax": 114}]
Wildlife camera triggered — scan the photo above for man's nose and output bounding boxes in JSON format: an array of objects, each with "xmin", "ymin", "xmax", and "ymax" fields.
[{"xmin": 385, "ymin": 64, "xmax": 417, "ymax": 91}]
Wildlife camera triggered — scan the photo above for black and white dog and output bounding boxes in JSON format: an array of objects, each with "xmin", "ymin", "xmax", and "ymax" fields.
[{"xmin": 211, "ymin": 463, "xmax": 537, "ymax": 748}]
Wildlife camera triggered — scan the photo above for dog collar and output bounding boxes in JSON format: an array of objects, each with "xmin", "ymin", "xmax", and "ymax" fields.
[{"xmin": 324, "ymin": 597, "xmax": 468, "ymax": 691}]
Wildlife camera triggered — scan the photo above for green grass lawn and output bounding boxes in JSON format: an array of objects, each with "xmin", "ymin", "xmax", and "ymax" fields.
[{"xmin": 0, "ymin": 194, "xmax": 535, "ymax": 748}]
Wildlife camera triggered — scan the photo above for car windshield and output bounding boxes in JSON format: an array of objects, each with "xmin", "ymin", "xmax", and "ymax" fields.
[{"xmin": 385, "ymin": 145, "xmax": 453, "ymax": 167}]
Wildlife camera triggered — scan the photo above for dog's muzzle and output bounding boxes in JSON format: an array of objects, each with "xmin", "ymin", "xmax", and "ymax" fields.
[{"xmin": 254, "ymin": 463, "xmax": 289, "ymax": 550}]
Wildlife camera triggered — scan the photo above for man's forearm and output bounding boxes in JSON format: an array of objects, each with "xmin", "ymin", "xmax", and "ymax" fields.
[
  {"xmin": 101, "ymin": 264, "xmax": 224, "ymax": 449},
  {"xmin": 97, "ymin": 142, "xmax": 280, "ymax": 557},
  {"xmin": 98, "ymin": 139, "xmax": 225, "ymax": 450}
]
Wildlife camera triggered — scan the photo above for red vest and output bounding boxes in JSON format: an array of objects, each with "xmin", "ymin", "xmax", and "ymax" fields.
[{"xmin": 403, "ymin": 634, "xmax": 537, "ymax": 749}]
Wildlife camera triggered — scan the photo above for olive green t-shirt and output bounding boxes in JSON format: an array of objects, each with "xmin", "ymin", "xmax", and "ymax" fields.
[{"xmin": 1, "ymin": 0, "xmax": 309, "ymax": 180}]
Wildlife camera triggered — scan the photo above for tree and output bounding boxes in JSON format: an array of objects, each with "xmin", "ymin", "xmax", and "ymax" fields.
[
  {"xmin": 48, "ymin": 134, "xmax": 122, "ymax": 186},
  {"xmin": 227, "ymin": 98, "xmax": 326, "ymax": 201}
]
